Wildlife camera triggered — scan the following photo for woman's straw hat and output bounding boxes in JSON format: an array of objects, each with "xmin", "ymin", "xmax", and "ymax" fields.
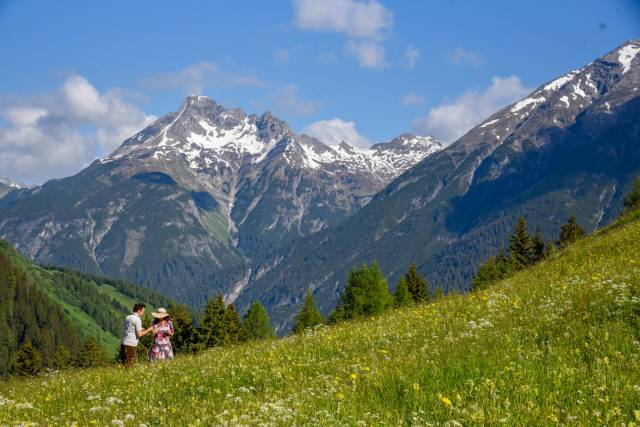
[{"xmin": 151, "ymin": 307, "xmax": 170, "ymax": 319}]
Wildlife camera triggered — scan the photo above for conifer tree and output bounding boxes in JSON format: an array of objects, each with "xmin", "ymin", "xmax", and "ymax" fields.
[
  {"xmin": 76, "ymin": 337, "xmax": 108, "ymax": 368},
  {"xmin": 495, "ymin": 249, "xmax": 513, "ymax": 278},
  {"xmin": 623, "ymin": 176, "xmax": 640, "ymax": 212},
  {"xmin": 293, "ymin": 290, "xmax": 324, "ymax": 333},
  {"xmin": 243, "ymin": 302, "xmax": 275, "ymax": 340},
  {"xmin": 508, "ymin": 217, "xmax": 533, "ymax": 268},
  {"xmin": 51, "ymin": 345, "xmax": 72, "ymax": 370},
  {"xmin": 198, "ymin": 294, "xmax": 228, "ymax": 348},
  {"xmin": 168, "ymin": 303, "xmax": 198, "ymax": 353},
  {"xmin": 531, "ymin": 226, "xmax": 546, "ymax": 263},
  {"xmin": 472, "ymin": 248, "xmax": 513, "ymax": 291},
  {"xmin": 10, "ymin": 342, "xmax": 41, "ymax": 376},
  {"xmin": 225, "ymin": 303, "xmax": 247, "ymax": 343},
  {"xmin": 404, "ymin": 263, "xmax": 429, "ymax": 303},
  {"xmin": 393, "ymin": 277, "xmax": 411, "ymax": 307},
  {"xmin": 329, "ymin": 262, "xmax": 392, "ymax": 321},
  {"xmin": 545, "ymin": 240, "xmax": 557, "ymax": 257},
  {"xmin": 472, "ymin": 256, "xmax": 499, "ymax": 291},
  {"xmin": 557, "ymin": 215, "xmax": 585, "ymax": 248}
]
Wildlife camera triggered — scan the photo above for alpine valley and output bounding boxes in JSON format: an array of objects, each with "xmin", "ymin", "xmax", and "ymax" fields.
[{"xmin": 1, "ymin": 40, "xmax": 639, "ymax": 331}]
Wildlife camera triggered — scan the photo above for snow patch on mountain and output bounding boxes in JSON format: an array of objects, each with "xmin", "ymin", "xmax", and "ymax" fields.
[
  {"xmin": 511, "ymin": 96, "xmax": 546, "ymax": 113},
  {"xmin": 619, "ymin": 43, "xmax": 640, "ymax": 74},
  {"xmin": 479, "ymin": 119, "xmax": 499, "ymax": 128},
  {"xmin": 543, "ymin": 70, "xmax": 579, "ymax": 92}
]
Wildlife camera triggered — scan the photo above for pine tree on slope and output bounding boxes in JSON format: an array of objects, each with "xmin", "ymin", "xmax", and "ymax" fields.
[{"xmin": 293, "ymin": 290, "xmax": 324, "ymax": 333}]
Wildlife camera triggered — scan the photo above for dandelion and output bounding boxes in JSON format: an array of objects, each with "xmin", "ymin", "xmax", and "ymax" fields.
[
  {"xmin": 350, "ymin": 373, "xmax": 358, "ymax": 381},
  {"xmin": 440, "ymin": 396, "xmax": 452, "ymax": 409}
]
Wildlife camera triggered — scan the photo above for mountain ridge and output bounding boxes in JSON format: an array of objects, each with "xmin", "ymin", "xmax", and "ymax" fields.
[
  {"xmin": 233, "ymin": 39, "xmax": 640, "ymax": 329},
  {"xmin": 0, "ymin": 97, "xmax": 441, "ymax": 304}
]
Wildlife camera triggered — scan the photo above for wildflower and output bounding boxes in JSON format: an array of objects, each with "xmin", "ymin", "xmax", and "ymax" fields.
[
  {"xmin": 412, "ymin": 383, "xmax": 420, "ymax": 391},
  {"xmin": 125, "ymin": 414, "xmax": 135, "ymax": 421},
  {"xmin": 440, "ymin": 396, "xmax": 452, "ymax": 409},
  {"xmin": 112, "ymin": 420, "xmax": 124, "ymax": 427},
  {"xmin": 337, "ymin": 393, "xmax": 345, "ymax": 400},
  {"xmin": 350, "ymin": 373, "xmax": 358, "ymax": 381}
]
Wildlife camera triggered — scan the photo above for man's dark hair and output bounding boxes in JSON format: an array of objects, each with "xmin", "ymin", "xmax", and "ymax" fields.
[{"xmin": 133, "ymin": 303, "xmax": 146, "ymax": 313}]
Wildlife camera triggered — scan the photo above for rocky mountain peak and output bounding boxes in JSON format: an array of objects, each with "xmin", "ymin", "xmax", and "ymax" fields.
[{"xmin": 0, "ymin": 177, "xmax": 26, "ymax": 189}]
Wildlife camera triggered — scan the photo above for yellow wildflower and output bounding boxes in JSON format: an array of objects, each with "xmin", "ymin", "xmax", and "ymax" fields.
[
  {"xmin": 412, "ymin": 383, "xmax": 420, "ymax": 391},
  {"xmin": 441, "ymin": 396, "xmax": 452, "ymax": 408}
]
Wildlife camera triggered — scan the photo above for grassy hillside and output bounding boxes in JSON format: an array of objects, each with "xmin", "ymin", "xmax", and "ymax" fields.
[
  {"xmin": 2, "ymin": 210, "xmax": 640, "ymax": 425},
  {"xmin": 0, "ymin": 241, "xmax": 172, "ymax": 359}
]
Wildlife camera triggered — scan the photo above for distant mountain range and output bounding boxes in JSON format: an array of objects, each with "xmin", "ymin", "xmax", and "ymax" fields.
[
  {"xmin": 0, "ymin": 98, "xmax": 441, "ymax": 303},
  {"xmin": 232, "ymin": 39, "xmax": 640, "ymax": 329},
  {"xmin": 1, "ymin": 40, "xmax": 639, "ymax": 332}
]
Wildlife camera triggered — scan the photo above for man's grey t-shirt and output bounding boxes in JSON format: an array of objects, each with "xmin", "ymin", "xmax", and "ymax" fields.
[{"xmin": 122, "ymin": 314, "xmax": 142, "ymax": 346}]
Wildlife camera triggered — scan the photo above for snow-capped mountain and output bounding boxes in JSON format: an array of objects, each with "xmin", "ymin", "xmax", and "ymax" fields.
[
  {"xmin": 0, "ymin": 97, "xmax": 441, "ymax": 301},
  {"xmin": 233, "ymin": 40, "xmax": 640, "ymax": 329},
  {"xmin": 108, "ymin": 95, "xmax": 440, "ymax": 189},
  {"xmin": 0, "ymin": 177, "xmax": 28, "ymax": 199}
]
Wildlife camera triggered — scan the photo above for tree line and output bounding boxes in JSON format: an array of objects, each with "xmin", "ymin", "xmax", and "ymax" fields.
[
  {"xmin": 472, "ymin": 176, "xmax": 640, "ymax": 291},
  {"xmin": 471, "ymin": 215, "xmax": 585, "ymax": 291}
]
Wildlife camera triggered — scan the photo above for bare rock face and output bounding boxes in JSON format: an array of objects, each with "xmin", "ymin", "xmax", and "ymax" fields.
[{"xmin": 0, "ymin": 96, "xmax": 441, "ymax": 302}]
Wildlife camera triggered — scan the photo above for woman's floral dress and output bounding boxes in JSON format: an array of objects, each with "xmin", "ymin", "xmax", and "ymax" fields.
[{"xmin": 148, "ymin": 320, "xmax": 174, "ymax": 361}]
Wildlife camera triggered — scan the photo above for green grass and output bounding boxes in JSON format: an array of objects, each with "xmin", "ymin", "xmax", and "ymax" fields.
[
  {"xmin": 2, "ymin": 211, "xmax": 640, "ymax": 426},
  {"xmin": 27, "ymin": 268, "xmax": 122, "ymax": 356}
]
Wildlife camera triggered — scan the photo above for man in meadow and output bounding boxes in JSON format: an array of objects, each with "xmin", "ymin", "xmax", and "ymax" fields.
[{"xmin": 121, "ymin": 303, "xmax": 153, "ymax": 367}]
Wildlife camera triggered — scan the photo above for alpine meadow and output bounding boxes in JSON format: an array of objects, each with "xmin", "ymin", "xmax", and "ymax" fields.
[
  {"xmin": 2, "ymin": 203, "xmax": 640, "ymax": 425},
  {"xmin": 1, "ymin": 1, "xmax": 640, "ymax": 426}
]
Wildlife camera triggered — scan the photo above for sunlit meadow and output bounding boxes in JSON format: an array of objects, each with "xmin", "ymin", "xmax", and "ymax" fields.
[{"xmin": 2, "ymin": 211, "xmax": 640, "ymax": 426}]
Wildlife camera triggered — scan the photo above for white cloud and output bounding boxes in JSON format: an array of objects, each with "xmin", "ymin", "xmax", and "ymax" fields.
[
  {"xmin": 402, "ymin": 92, "xmax": 425, "ymax": 107},
  {"xmin": 449, "ymin": 47, "xmax": 486, "ymax": 67},
  {"xmin": 347, "ymin": 40, "xmax": 387, "ymax": 69},
  {"xmin": 293, "ymin": 0, "xmax": 393, "ymax": 69},
  {"xmin": 0, "ymin": 75, "xmax": 156, "ymax": 184},
  {"xmin": 413, "ymin": 76, "xmax": 530, "ymax": 144},
  {"xmin": 403, "ymin": 45, "xmax": 421, "ymax": 69},
  {"xmin": 304, "ymin": 118, "xmax": 370, "ymax": 147},
  {"xmin": 146, "ymin": 62, "xmax": 264, "ymax": 94},
  {"xmin": 293, "ymin": 0, "xmax": 392, "ymax": 39},
  {"xmin": 271, "ymin": 84, "xmax": 319, "ymax": 117}
]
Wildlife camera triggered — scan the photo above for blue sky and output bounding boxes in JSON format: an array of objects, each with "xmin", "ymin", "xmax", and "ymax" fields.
[{"xmin": 0, "ymin": 0, "xmax": 639, "ymax": 184}]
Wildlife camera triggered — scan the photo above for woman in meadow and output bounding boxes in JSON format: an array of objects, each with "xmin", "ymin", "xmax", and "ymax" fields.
[{"xmin": 148, "ymin": 308, "xmax": 175, "ymax": 362}]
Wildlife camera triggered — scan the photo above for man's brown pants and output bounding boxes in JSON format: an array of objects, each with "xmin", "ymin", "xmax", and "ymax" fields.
[{"xmin": 121, "ymin": 344, "xmax": 137, "ymax": 367}]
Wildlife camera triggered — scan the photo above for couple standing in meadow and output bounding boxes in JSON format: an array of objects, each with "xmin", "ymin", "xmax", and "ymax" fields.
[{"xmin": 121, "ymin": 303, "xmax": 174, "ymax": 367}]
